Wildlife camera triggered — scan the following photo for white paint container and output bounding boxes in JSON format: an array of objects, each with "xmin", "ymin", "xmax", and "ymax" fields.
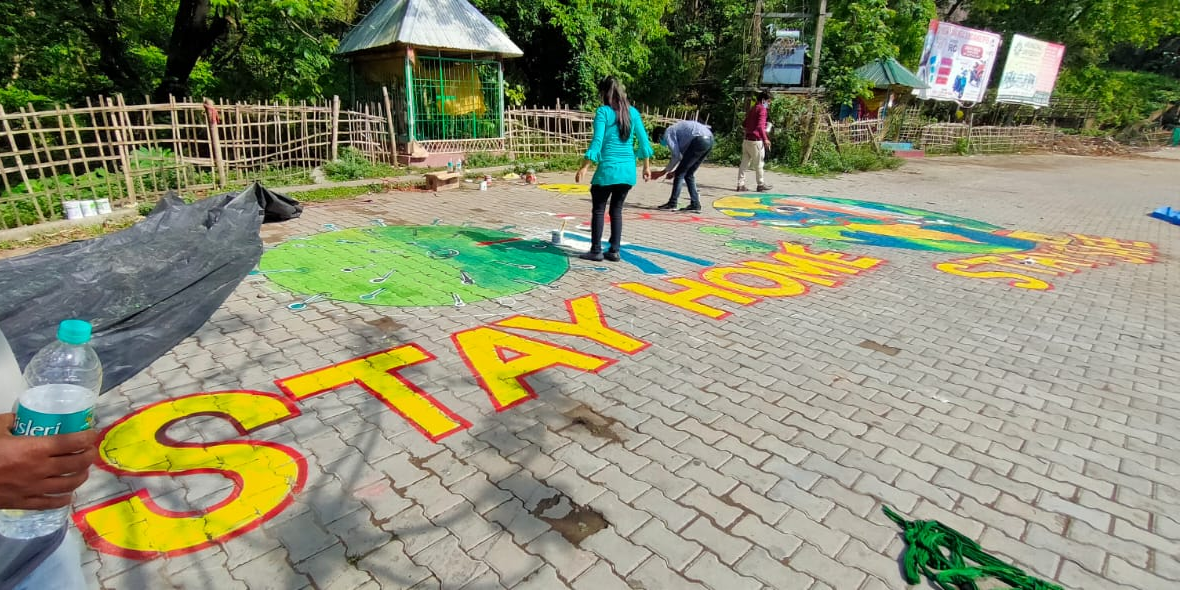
[
  {"xmin": 551, "ymin": 230, "xmax": 563, "ymax": 245},
  {"xmin": 80, "ymin": 200, "xmax": 99, "ymax": 217},
  {"xmin": 95, "ymin": 198, "xmax": 112, "ymax": 215},
  {"xmin": 64, "ymin": 201, "xmax": 84, "ymax": 220},
  {"xmin": 479, "ymin": 180, "xmax": 488, "ymax": 191}
]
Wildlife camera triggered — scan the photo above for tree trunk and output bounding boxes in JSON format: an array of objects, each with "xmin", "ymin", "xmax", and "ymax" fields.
[
  {"xmin": 153, "ymin": 0, "xmax": 228, "ymax": 101},
  {"xmin": 75, "ymin": 0, "xmax": 147, "ymax": 95}
]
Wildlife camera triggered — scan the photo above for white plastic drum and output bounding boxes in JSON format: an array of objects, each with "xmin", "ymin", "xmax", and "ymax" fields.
[
  {"xmin": 95, "ymin": 198, "xmax": 112, "ymax": 215},
  {"xmin": 80, "ymin": 200, "xmax": 99, "ymax": 217},
  {"xmin": 64, "ymin": 201, "xmax": 84, "ymax": 220}
]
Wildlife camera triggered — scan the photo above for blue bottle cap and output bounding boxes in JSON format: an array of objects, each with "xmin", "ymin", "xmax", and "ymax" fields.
[{"xmin": 57, "ymin": 319, "xmax": 93, "ymax": 345}]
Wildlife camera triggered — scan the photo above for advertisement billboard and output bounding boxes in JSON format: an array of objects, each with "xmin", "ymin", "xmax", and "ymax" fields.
[
  {"xmin": 913, "ymin": 20, "xmax": 1003, "ymax": 104},
  {"xmin": 996, "ymin": 34, "xmax": 1066, "ymax": 107}
]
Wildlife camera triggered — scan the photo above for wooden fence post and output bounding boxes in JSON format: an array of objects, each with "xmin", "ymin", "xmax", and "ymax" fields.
[
  {"xmin": 203, "ymin": 98, "xmax": 228, "ymax": 187},
  {"xmin": 0, "ymin": 105, "xmax": 45, "ymax": 224},
  {"xmin": 330, "ymin": 95, "xmax": 341, "ymax": 161},
  {"xmin": 108, "ymin": 96, "xmax": 138, "ymax": 205},
  {"xmin": 381, "ymin": 86, "xmax": 399, "ymax": 163}
]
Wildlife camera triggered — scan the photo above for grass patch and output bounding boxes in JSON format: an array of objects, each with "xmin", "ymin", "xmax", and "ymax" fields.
[
  {"xmin": 0, "ymin": 216, "xmax": 141, "ymax": 252},
  {"xmin": 293, "ymin": 184, "xmax": 388, "ymax": 202}
]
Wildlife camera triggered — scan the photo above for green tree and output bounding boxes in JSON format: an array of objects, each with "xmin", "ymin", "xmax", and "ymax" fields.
[
  {"xmin": 472, "ymin": 0, "xmax": 672, "ymax": 105},
  {"xmin": 955, "ymin": 0, "xmax": 1180, "ymax": 66},
  {"xmin": 822, "ymin": 0, "xmax": 895, "ymax": 106}
]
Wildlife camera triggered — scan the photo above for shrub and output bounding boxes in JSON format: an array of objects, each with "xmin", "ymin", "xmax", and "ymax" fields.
[{"xmin": 322, "ymin": 147, "xmax": 400, "ymax": 181}]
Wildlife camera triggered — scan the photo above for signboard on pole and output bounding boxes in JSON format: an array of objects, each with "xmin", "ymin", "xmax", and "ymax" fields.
[
  {"xmin": 913, "ymin": 20, "xmax": 1003, "ymax": 104},
  {"xmin": 996, "ymin": 34, "xmax": 1066, "ymax": 107}
]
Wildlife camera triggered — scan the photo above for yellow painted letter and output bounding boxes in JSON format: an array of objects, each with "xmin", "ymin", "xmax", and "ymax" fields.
[
  {"xmin": 75, "ymin": 391, "xmax": 306, "ymax": 560},
  {"xmin": 616, "ymin": 278, "xmax": 757, "ymax": 319},
  {"xmin": 453, "ymin": 327, "xmax": 615, "ymax": 411},
  {"xmin": 494, "ymin": 294, "xmax": 649, "ymax": 354},
  {"xmin": 700, "ymin": 266, "xmax": 808, "ymax": 297},
  {"xmin": 275, "ymin": 345, "xmax": 470, "ymax": 441},
  {"xmin": 935, "ymin": 262, "xmax": 1052, "ymax": 290}
]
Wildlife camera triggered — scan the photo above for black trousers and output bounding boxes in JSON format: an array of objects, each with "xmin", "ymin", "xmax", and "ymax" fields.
[
  {"xmin": 589, "ymin": 183, "xmax": 631, "ymax": 253},
  {"xmin": 668, "ymin": 135, "xmax": 714, "ymax": 207}
]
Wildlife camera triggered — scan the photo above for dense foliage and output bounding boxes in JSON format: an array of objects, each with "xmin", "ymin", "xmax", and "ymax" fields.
[{"xmin": 0, "ymin": 0, "xmax": 1176, "ymax": 129}]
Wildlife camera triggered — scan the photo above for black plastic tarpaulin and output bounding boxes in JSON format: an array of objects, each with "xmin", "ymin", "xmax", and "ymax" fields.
[{"xmin": 0, "ymin": 183, "xmax": 295, "ymax": 393}]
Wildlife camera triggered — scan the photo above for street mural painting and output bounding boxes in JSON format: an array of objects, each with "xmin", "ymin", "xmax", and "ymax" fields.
[
  {"xmin": 77, "ymin": 241, "xmax": 886, "ymax": 560},
  {"xmin": 936, "ymin": 231, "xmax": 1158, "ymax": 290},
  {"xmin": 560, "ymin": 232, "xmax": 715, "ymax": 275},
  {"xmin": 714, "ymin": 195, "xmax": 1038, "ymax": 253},
  {"xmin": 257, "ymin": 225, "xmax": 569, "ymax": 307}
]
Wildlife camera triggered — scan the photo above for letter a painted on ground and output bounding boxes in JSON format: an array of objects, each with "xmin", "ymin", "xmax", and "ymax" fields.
[
  {"xmin": 75, "ymin": 391, "xmax": 306, "ymax": 560},
  {"xmin": 275, "ymin": 345, "xmax": 470, "ymax": 442},
  {"xmin": 453, "ymin": 326, "xmax": 616, "ymax": 411}
]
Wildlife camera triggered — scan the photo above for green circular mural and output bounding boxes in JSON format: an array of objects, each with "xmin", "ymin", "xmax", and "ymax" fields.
[
  {"xmin": 258, "ymin": 225, "xmax": 569, "ymax": 307},
  {"xmin": 714, "ymin": 194, "xmax": 1037, "ymax": 254}
]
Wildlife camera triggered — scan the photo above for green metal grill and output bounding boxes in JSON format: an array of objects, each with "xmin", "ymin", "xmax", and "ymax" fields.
[{"xmin": 406, "ymin": 55, "xmax": 503, "ymax": 142}]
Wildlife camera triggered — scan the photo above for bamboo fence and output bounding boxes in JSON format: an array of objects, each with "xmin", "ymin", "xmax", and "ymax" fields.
[
  {"xmin": 504, "ymin": 104, "xmax": 705, "ymax": 160},
  {"xmin": 0, "ymin": 95, "xmax": 391, "ymax": 229}
]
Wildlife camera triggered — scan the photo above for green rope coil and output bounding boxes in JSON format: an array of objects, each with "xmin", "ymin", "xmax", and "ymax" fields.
[{"xmin": 882, "ymin": 505, "xmax": 1064, "ymax": 590}]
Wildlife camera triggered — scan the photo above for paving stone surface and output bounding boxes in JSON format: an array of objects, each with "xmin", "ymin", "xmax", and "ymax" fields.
[{"xmin": 73, "ymin": 154, "xmax": 1180, "ymax": 589}]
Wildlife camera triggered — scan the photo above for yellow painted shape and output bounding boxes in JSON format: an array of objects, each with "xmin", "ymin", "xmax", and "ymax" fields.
[
  {"xmin": 1003, "ymin": 230, "xmax": 1072, "ymax": 245},
  {"xmin": 617, "ymin": 278, "xmax": 758, "ymax": 319},
  {"xmin": 453, "ymin": 326, "xmax": 614, "ymax": 411},
  {"xmin": 276, "ymin": 346, "xmax": 467, "ymax": 441},
  {"xmin": 935, "ymin": 262, "xmax": 1052, "ymax": 290},
  {"xmin": 538, "ymin": 184, "xmax": 591, "ymax": 195},
  {"xmin": 494, "ymin": 294, "xmax": 648, "ymax": 354},
  {"xmin": 713, "ymin": 196, "xmax": 770, "ymax": 210},
  {"xmin": 776, "ymin": 242, "xmax": 884, "ymax": 270},
  {"xmin": 701, "ymin": 267, "xmax": 807, "ymax": 297},
  {"xmin": 844, "ymin": 222, "xmax": 977, "ymax": 243},
  {"xmin": 720, "ymin": 210, "xmax": 756, "ymax": 217},
  {"xmin": 77, "ymin": 391, "xmax": 304, "ymax": 559}
]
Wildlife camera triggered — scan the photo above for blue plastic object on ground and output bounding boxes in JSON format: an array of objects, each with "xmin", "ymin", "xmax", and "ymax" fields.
[{"xmin": 1150, "ymin": 206, "xmax": 1180, "ymax": 225}]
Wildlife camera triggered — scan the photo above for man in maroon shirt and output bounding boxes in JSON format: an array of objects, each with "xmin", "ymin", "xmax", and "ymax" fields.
[{"xmin": 737, "ymin": 91, "xmax": 773, "ymax": 192}]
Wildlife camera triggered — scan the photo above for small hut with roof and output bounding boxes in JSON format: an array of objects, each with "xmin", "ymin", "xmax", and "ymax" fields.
[{"xmin": 337, "ymin": 0, "xmax": 523, "ymax": 165}]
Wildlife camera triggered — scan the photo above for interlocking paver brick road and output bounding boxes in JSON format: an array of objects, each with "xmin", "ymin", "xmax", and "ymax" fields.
[{"xmin": 73, "ymin": 153, "xmax": 1180, "ymax": 589}]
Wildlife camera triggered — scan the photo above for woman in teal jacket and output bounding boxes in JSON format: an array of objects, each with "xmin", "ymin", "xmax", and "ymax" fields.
[{"xmin": 575, "ymin": 77, "xmax": 654, "ymax": 261}]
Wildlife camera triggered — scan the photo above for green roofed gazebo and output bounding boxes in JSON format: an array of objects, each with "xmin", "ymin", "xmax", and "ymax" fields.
[
  {"xmin": 855, "ymin": 58, "xmax": 929, "ymax": 90},
  {"xmin": 338, "ymin": 0, "xmax": 523, "ymax": 163}
]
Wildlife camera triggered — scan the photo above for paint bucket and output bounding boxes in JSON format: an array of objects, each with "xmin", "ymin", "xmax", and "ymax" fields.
[
  {"xmin": 550, "ymin": 230, "xmax": 563, "ymax": 245},
  {"xmin": 64, "ymin": 201, "xmax": 84, "ymax": 220},
  {"xmin": 479, "ymin": 181, "xmax": 488, "ymax": 191},
  {"xmin": 80, "ymin": 200, "xmax": 99, "ymax": 217},
  {"xmin": 95, "ymin": 198, "xmax": 112, "ymax": 215}
]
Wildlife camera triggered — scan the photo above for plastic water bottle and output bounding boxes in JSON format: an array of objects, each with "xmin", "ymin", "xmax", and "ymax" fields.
[
  {"xmin": 0, "ymin": 319, "xmax": 102, "ymax": 539},
  {"xmin": 447, "ymin": 160, "xmax": 454, "ymax": 173}
]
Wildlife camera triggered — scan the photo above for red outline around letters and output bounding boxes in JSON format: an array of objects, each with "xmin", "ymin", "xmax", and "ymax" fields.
[
  {"xmin": 274, "ymin": 344, "xmax": 471, "ymax": 442},
  {"xmin": 451, "ymin": 326, "xmax": 618, "ymax": 412},
  {"xmin": 492, "ymin": 294, "xmax": 652, "ymax": 356},
  {"xmin": 73, "ymin": 390, "xmax": 307, "ymax": 561},
  {"xmin": 610, "ymin": 280, "xmax": 754, "ymax": 321}
]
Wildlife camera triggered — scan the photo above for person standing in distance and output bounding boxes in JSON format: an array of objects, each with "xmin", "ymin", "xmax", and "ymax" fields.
[
  {"xmin": 649, "ymin": 120, "xmax": 714, "ymax": 213},
  {"xmin": 575, "ymin": 77, "xmax": 654, "ymax": 262},
  {"xmin": 737, "ymin": 90, "xmax": 773, "ymax": 192}
]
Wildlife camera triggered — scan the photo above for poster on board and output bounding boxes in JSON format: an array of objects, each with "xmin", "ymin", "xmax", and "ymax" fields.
[
  {"xmin": 996, "ymin": 34, "xmax": 1066, "ymax": 107},
  {"xmin": 913, "ymin": 20, "xmax": 1003, "ymax": 104}
]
